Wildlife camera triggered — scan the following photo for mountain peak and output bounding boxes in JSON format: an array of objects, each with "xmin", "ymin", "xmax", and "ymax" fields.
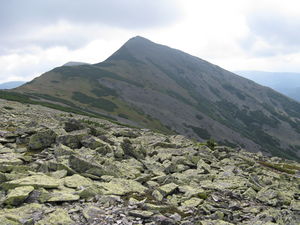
[
  {"xmin": 125, "ymin": 36, "xmax": 153, "ymax": 44},
  {"xmin": 63, "ymin": 61, "xmax": 89, "ymax": 67},
  {"xmin": 104, "ymin": 36, "xmax": 155, "ymax": 62}
]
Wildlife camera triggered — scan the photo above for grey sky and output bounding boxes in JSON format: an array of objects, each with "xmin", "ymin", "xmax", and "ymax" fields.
[
  {"xmin": 1, "ymin": 0, "xmax": 300, "ymax": 83},
  {"xmin": 0, "ymin": 0, "xmax": 181, "ymax": 52},
  {"xmin": 243, "ymin": 9, "xmax": 300, "ymax": 56}
]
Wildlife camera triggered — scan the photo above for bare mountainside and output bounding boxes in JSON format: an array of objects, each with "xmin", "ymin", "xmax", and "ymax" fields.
[{"xmin": 4, "ymin": 36, "xmax": 300, "ymax": 161}]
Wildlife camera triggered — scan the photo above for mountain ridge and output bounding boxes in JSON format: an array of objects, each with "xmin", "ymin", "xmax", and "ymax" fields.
[
  {"xmin": 4, "ymin": 36, "xmax": 300, "ymax": 161},
  {"xmin": 0, "ymin": 98, "xmax": 299, "ymax": 224}
]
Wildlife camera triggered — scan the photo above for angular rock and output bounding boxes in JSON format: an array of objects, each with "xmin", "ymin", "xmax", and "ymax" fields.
[
  {"xmin": 178, "ymin": 185, "xmax": 207, "ymax": 198},
  {"xmin": 290, "ymin": 200, "xmax": 300, "ymax": 211},
  {"xmin": 46, "ymin": 189, "xmax": 80, "ymax": 202},
  {"xmin": 0, "ymin": 153, "xmax": 23, "ymax": 165},
  {"xmin": 181, "ymin": 197, "xmax": 203, "ymax": 208},
  {"xmin": 158, "ymin": 183, "xmax": 178, "ymax": 197},
  {"xmin": 63, "ymin": 174, "xmax": 93, "ymax": 188},
  {"xmin": 256, "ymin": 187, "xmax": 278, "ymax": 206},
  {"xmin": 152, "ymin": 189, "xmax": 164, "ymax": 201},
  {"xmin": 36, "ymin": 208, "xmax": 74, "ymax": 225},
  {"xmin": 28, "ymin": 129, "xmax": 57, "ymax": 150},
  {"xmin": 0, "ymin": 203, "xmax": 44, "ymax": 224},
  {"xmin": 56, "ymin": 134, "xmax": 82, "ymax": 149},
  {"xmin": 99, "ymin": 178, "xmax": 147, "ymax": 195},
  {"xmin": 64, "ymin": 119, "xmax": 85, "ymax": 132},
  {"xmin": 82, "ymin": 205, "xmax": 105, "ymax": 221},
  {"xmin": 121, "ymin": 138, "xmax": 146, "ymax": 159},
  {"xmin": 4, "ymin": 186, "xmax": 34, "ymax": 206},
  {"xmin": 50, "ymin": 169, "xmax": 68, "ymax": 179},
  {"xmin": 2, "ymin": 174, "xmax": 60, "ymax": 190},
  {"xmin": 77, "ymin": 184, "xmax": 103, "ymax": 199},
  {"xmin": 129, "ymin": 210, "xmax": 154, "ymax": 218}
]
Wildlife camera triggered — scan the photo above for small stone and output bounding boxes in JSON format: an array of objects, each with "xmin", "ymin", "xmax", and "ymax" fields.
[
  {"xmin": 290, "ymin": 200, "xmax": 300, "ymax": 211},
  {"xmin": 83, "ymin": 205, "xmax": 105, "ymax": 221},
  {"xmin": 152, "ymin": 189, "xmax": 164, "ymax": 201},
  {"xmin": 181, "ymin": 197, "xmax": 203, "ymax": 208},
  {"xmin": 243, "ymin": 187, "xmax": 257, "ymax": 199},
  {"xmin": 50, "ymin": 170, "xmax": 68, "ymax": 179},
  {"xmin": 129, "ymin": 210, "xmax": 154, "ymax": 219},
  {"xmin": 158, "ymin": 183, "xmax": 178, "ymax": 197}
]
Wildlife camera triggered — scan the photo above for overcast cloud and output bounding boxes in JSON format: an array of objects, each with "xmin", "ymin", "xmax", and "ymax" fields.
[{"xmin": 1, "ymin": 0, "xmax": 300, "ymax": 83}]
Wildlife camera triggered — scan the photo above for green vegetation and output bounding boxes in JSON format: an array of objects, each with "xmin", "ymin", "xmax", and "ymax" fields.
[
  {"xmin": 187, "ymin": 125, "xmax": 211, "ymax": 139},
  {"xmin": 72, "ymin": 91, "xmax": 118, "ymax": 112},
  {"xmin": 3, "ymin": 106, "xmax": 14, "ymax": 110},
  {"xmin": 222, "ymin": 84, "xmax": 246, "ymax": 100},
  {"xmin": 147, "ymin": 57, "xmax": 196, "ymax": 90},
  {"xmin": 53, "ymin": 65, "xmax": 144, "ymax": 88},
  {"xmin": 91, "ymin": 86, "xmax": 118, "ymax": 97},
  {"xmin": 258, "ymin": 161, "xmax": 298, "ymax": 175},
  {"xmin": 206, "ymin": 139, "xmax": 217, "ymax": 150},
  {"xmin": 0, "ymin": 91, "xmax": 116, "ymax": 121},
  {"xmin": 165, "ymin": 90, "xmax": 193, "ymax": 106},
  {"xmin": 118, "ymin": 113, "xmax": 129, "ymax": 119},
  {"xmin": 28, "ymin": 93, "xmax": 77, "ymax": 107},
  {"xmin": 219, "ymin": 139, "xmax": 238, "ymax": 148}
]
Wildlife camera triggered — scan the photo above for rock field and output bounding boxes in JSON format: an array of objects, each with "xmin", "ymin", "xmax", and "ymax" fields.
[{"xmin": 0, "ymin": 99, "xmax": 299, "ymax": 224}]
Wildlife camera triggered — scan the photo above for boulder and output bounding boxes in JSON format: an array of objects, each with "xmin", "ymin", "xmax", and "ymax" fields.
[
  {"xmin": 121, "ymin": 138, "xmax": 146, "ymax": 159},
  {"xmin": 46, "ymin": 188, "xmax": 80, "ymax": 202},
  {"xmin": 36, "ymin": 208, "xmax": 74, "ymax": 225},
  {"xmin": 28, "ymin": 129, "xmax": 57, "ymax": 150},
  {"xmin": 56, "ymin": 134, "xmax": 82, "ymax": 149},
  {"xmin": 0, "ymin": 203, "xmax": 44, "ymax": 224},
  {"xmin": 64, "ymin": 119, "xmax": 85, "ymax": 132},
  {"xmin": 99, "ymin": 178, "xmax": 148, "ymax": 195},
  {"xmin": 63, "ymin": 174, "xmax": 93, "ymax": 188},
  {"xmin": 256, "ymin": 187, "xmax": 278, "ymax": 206},
  {"xmin": 81, "ymin": 136, "xmax": 109, "ymax": 150},
  {"xmin": 2, "ymin": 174, "xmax": 60, "ymax": 190},
  {"xmin": 4, "ymin": 186, "xmax": 34, "ymax": 206}
]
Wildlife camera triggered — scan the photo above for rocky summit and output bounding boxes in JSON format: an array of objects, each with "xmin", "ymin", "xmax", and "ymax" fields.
[{"xmin": 0, "ymin": 98, "xmax": 299, "ymax": 225}]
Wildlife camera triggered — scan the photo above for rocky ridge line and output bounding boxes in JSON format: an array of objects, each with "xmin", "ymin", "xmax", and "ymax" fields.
[{"xmin": 0, "ymin": 99, "xmax": 299, "ymax": 225}]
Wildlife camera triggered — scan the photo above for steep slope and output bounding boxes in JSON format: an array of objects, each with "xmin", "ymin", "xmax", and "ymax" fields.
[
  {"xmin": 236, "ymin": 71, "xmax": 300, "ymax": 102},
  {"xmin": 10, "ymin": 36, "xmax": 300, "ymax": 160}
]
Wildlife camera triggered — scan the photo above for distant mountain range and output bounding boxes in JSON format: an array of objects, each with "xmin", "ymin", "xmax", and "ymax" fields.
[
  {"xmin": 236, "ymin": 71, "xmax": 300, "ymax": 102},
  {"xmin": 2, "ymin": 36, "xmax": 300, "ymax": 160},
  {"xmin": 0, "ymin": 81, "xmax": 25, "ymax": 89}
]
